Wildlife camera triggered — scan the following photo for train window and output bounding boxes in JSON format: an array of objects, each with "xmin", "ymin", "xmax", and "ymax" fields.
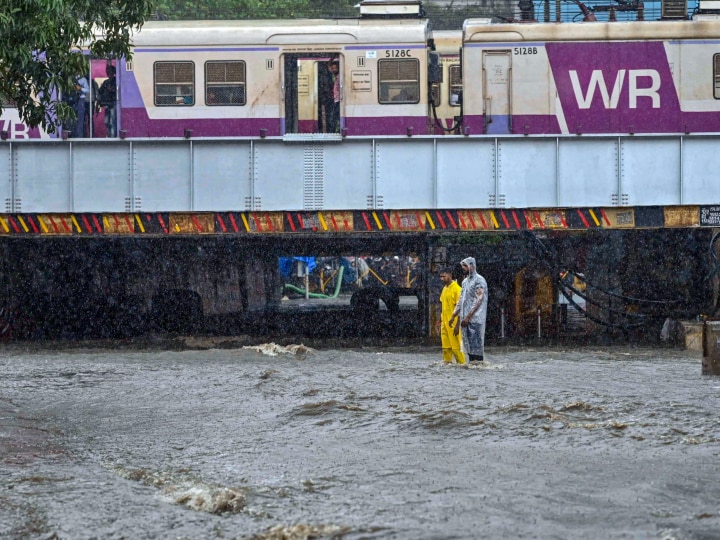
[
  {"xmin": 378, "ymin": 59, "xmax": 420, "ymax": 105},
  {"xmin": 205, "ymin": 61, "xmax": 246, "ymax": 106},
  {"xmin": 449, "ymin": 65, "xmax": 462, "ymax": 107},
  {"xmin": 154, "ymin": 61, "xmax": 195, "ymax": 106},
  {"xmin": 714, "ymin": 54, "xmax": 720, "ymax": 99}
]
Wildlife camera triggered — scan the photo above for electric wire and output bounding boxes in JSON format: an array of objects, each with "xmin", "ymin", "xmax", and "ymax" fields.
[
  {"xmin": 708, "ymin": 230, "xmax": 720, "ymax": 316},
  {"xmin": 523, "ymin": 231, "xmax": 686, "ymax": 330},
  {"xmin": 429, "ymin": 98, "xmax": 462, "ymax": 133}
]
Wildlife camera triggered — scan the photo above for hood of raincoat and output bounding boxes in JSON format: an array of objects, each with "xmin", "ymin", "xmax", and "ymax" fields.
[{"xmin": 461, "ymin": 257, "xmax": 478, "ymax": 275}]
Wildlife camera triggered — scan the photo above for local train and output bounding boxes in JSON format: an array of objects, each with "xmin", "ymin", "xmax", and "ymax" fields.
[{"xmin": 3, "ymin": 0, "xmax": 720, "ymax": 139}]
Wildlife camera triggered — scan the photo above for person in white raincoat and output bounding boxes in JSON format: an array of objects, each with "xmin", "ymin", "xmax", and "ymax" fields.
[{"xmin": 449, "ymin": 257, "xmax": 488, "ymax": 362}]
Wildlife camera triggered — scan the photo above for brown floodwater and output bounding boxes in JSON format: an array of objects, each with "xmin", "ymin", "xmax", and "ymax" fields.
[{"xmin": 1, "ymin": 344, "xmax": 718, "ymax": 539}]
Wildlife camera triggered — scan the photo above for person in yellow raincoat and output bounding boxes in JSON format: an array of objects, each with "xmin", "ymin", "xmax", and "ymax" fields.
[{"xmin": 439, "ymin": 267, "xmax": 465, "ymax": 364}]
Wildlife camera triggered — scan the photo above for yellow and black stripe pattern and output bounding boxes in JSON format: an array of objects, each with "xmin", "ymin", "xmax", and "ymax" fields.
[{"xmin": 0, "ymin": 206, "xmax": 711, "ymax": 236}]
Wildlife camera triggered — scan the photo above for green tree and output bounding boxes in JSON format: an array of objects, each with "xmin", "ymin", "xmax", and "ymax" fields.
[{"xmin": 0, "ymin": 0, "xmax": 154, "ymax": 133}]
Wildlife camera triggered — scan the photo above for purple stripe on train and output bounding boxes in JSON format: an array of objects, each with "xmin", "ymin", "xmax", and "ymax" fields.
[
  {"xmin": 120, "ymin": 108, "xmax": 430, "ymax": 137},
  {"xmin": 461, "ymin": 115, "xmax": 561, "ymax": 135},
  {"xmin": 546, "ymin": 42, "xmax": 681, "ymax": 134},
  {"xmin": 119, "ymin": 67, "xmax": 145, "ymax": 109},
  {"xmin": 466, "ymin": 112, "xmax": 720, "ymax": 135},
  {"xmin": 134, "ymin": 47, "xmax": 279, "ymax": 53},
  {"xmin": 345, "ymin": 115, "xmax": 428, "ymax": 135},
  {"xmin": 121, "ymin": 109, "xmax": 282, "ymax": 137}
]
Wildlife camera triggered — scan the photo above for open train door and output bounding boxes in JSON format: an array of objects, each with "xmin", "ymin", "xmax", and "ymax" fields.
[
  {"xmin": 482, "ymin": 50, "xmax": 512, "ymax": 134},
  {"xmin": 90, "ymin": 58, "xmax": 117, "ymax": 138},
  {"xmin": 283, "ymin": 54, "xmax": 342, "ymax": 135},
  {"xmin": 283, "ymin": 54, "xmax": 300, "ymax": 134}
]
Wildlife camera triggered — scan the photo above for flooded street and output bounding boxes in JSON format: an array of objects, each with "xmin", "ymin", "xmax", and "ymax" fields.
[{"xmin": 1, "ymin": 344, "xmax": 719, "ymax": 539}]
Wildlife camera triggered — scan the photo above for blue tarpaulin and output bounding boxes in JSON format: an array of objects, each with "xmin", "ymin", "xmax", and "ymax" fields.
[{"xmin": 279, "ymin": 257, "xmax": 316, "ymax": 278}]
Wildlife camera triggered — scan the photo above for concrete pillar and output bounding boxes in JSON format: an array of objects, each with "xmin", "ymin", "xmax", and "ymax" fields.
[{"xmin": 702, "ymin": 320, "xmax": 720, "ymax": 375}]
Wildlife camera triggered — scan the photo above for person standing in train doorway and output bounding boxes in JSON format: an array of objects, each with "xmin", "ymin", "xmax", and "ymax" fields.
[
  {"xmin": 439, "ymin": 267, "xmax": 465, "ymax": 365},
  {"xmin": 450, "ymin": 257, "xmax": 488, "ymax": 363},
  {"xmin": 98, "ymin": 64, "xmax": 117, "ymax": 137},
  {"xmin": 323, "ymin": 60, "xmax": 340, "ymax": 133},
  {"xmin": 70, "ymin": 75, "xmax": 89, "ymax": 138}
]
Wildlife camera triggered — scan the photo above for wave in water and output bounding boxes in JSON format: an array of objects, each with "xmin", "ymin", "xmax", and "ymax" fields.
[
  {"xmin": 114, "ymin": 467, "xmax": 246, "ymax": 515},
  {"xmin": 243, "ymin": 343, "xmax": 316, "ymax": 357},
  {"xmin": 250, "ymin": 523, "xmax": 351, "ymax": 540}
]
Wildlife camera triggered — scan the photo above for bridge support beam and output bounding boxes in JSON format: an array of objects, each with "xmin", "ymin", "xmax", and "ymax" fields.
[{"xmin": 2, "ymin": 135, "xmax": 720, "ymax": 213}]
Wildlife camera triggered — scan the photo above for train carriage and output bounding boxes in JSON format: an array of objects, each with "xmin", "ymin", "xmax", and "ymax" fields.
[
  {"xmin": 7, "ymin": 1, "xmax": 720, "ymax": 140},
  {"xmin": 123, "ymin": 18, "xmax": 431, "ymax": 138},
  {"xmin": 461, "ymin": 17, "xmax": 720, "ymax": 135}
]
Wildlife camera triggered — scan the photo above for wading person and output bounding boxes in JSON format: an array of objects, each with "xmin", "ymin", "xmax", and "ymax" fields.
[
  {"xmin": 450, "ymin": 257, "xmax": 488, "ymax": 363},
  {"xmin": 439, "ymin": 267, "xmax": 465, "ymax": 364}
]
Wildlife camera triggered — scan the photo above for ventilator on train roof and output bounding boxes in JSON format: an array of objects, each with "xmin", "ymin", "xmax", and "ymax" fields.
[{"xmin": 359, "ymin": 0, "xmax": 425, "ymax": 17}]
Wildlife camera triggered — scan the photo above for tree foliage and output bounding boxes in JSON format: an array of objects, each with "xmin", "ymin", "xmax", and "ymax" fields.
[{"xmin": 0, "ymin": 0, "xmax": 154, "ymax": 132}]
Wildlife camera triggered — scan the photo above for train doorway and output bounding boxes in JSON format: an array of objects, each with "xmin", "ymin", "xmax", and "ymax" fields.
[
  {"xmin": 283, "ymin": 54, "xmax": 342, "ymax": 135},
  {"xmin": 482, "ymin": 50, "xmax": 511, "ymax": 134},
  {"xmin": 89, "ymin": 58, "xmax": 117, "ymax": 138}
]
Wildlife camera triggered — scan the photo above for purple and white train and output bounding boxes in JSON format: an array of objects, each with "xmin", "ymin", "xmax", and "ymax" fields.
[{"xmin": 3, "ymin": 4, "xmax": 720, "ymax": 139}]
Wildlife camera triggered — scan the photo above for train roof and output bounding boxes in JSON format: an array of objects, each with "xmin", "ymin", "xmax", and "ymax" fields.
[
  {"xmin": 132, "ymin": 19, "xmax": 429, "ymax": 47},
  {"xmin": 463, "ymin": 18, "xmax": 720, "ymax": 42},
  {"xmin": 431, "ymin": 30, "xmax": 462, "ymax": 54}
]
